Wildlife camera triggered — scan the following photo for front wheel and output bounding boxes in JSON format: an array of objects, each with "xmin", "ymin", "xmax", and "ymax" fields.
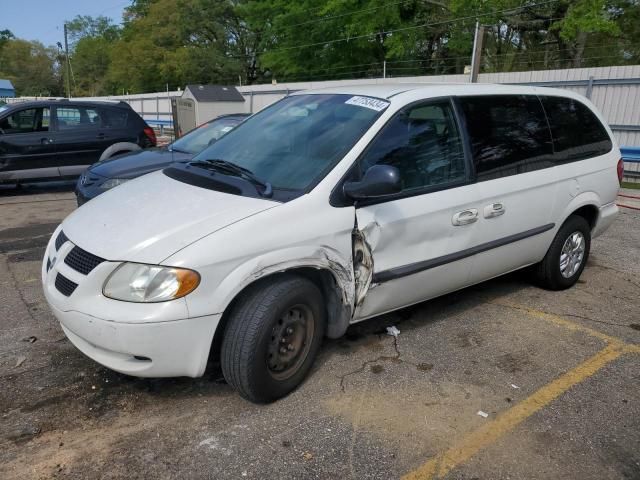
[
  {"xmin": 533, "ymin": 215, "xmax": 591, "ymax": 290},
  {"xmin": 220, "ymin": 274, "xmax": 325, "ymax": 403}
]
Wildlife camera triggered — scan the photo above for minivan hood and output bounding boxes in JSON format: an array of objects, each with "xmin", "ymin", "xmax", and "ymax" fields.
[
  {"xmin": 89, "ymin": 148, "xmax": 193, "ymax": 179},
  {"xmin": 61, "ymin": 170, "xmax": 279, "ymax": 264}
]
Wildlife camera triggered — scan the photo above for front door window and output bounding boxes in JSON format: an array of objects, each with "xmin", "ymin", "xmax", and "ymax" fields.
[
  {"xmin": 0, "ymin": 108, "xmax": 50, "ymax": 134},
  {"xmin": 359, "ymin": 100, "xmax": 467, "ymax": 192}
]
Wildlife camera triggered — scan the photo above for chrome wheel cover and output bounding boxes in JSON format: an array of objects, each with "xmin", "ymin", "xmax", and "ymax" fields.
[{"xmin": 560, "ymin": 231, "xmax": 586, "ymax": 278}]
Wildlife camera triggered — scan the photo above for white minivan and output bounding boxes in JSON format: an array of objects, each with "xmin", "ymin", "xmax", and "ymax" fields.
[{"xmin": 42, "ymin": 84, "xmax": 621, "ymax": 403}]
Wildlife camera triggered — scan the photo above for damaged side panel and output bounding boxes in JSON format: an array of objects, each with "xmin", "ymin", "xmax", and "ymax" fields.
[{"xmin": 352, "ymin": 227, "xmax": 374, "ymax": 306}]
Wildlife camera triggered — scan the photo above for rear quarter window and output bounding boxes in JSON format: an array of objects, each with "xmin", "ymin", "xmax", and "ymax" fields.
[
  {"xmin": 459, "ymin": 95, "xmax": 554, "ymax": 181},
  {"xmin": 101, "ymin": 108, "xmax": 129, "ymax": 128},
  {"xmin": 540, "ymin": 96, "xmax": 612, "ymax": 163}
]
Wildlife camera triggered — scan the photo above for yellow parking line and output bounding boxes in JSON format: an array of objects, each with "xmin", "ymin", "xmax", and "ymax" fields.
[
  {"xmin": 403, "ymin": 302, "xmax": 639, "ymax": 479},
  {"xmin": 491, "ymin": 300, "xmax": 640, "ymax": 352},
  {"xmin": 403, "ymin": 342, "xmax": 633, "ymax": 480},
  {"xmin": 491, "ymin": 301, "xmax": 616, "ymax": 343}
]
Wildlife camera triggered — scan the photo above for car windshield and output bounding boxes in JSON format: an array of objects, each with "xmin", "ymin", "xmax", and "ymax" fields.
[
  {"xmin": 191, "ymin": 94, "xmax": 388, "ymax": 191},
  {"xmin": 170, "ymin": 116, "xmax": 244, "ymax": 154}
]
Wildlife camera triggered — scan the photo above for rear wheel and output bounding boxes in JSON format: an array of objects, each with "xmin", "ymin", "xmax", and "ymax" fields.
[
  {"xmin": 220, "ymin": 274, "xmax": 325, "ymax": 403},
  {"xmin": 533, "ymin": 215, "xmax": 591, "ymax": 290}
]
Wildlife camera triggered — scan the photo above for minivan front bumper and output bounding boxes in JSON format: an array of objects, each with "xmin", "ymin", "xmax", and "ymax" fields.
[
  {"xmin": 42, "ymin": 229, "xmax": 221, "ymax": 378},
  {"xmin": 47, "ymin": 302, "xmax": 220, "ymax": 378}
]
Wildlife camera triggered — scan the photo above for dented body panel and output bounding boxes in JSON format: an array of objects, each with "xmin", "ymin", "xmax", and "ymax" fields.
[{"xmin": 352, "ymin": 184, "xmax": 479, "ymax": 320}]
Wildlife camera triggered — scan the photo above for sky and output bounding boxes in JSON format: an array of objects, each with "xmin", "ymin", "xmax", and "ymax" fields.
[{"xmin": 1, "ymin": 0, "xmax": 129, "ymax": 47}]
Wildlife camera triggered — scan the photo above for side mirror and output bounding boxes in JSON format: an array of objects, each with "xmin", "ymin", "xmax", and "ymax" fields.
[{"xmin": 343, "ymin": 164, "xmax": 401, "ymax": 200}]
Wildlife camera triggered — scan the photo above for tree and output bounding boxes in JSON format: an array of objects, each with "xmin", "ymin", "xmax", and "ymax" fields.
[
  {"xmin": 10, "ymin": 0, "xmax": 634, "ymax": 96},
  {"xmin": 64, "ymin": 15, "xmax": 121, "ymax": 96},
  {"xmin": 0, "ymin": 29, "xmax": 14, "ymax": 51},
  {"xmin": 0, "ymin": 39, "xmax": 61, "ymax": 96}
]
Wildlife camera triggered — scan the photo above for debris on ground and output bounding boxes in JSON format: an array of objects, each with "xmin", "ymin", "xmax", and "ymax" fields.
[
  {"xmin": 510, "ymin": 384, "xmax": 520, "ymax": 389},
  {"xmin": 21, "ymin": 336, "xmax": 37, "ymax": 343},
  {"xmin": 14, "ymin": 356, "xmax": 26, "ymax": 368},
  {"xmin": 386, "ymin": 326, "xmax": 400, "ymax": 337},
  {"xmin": 477, "ymin": 410, "xmax": 489, "ymax": 418},
  {"xmin": 302, "ymin": 452, "xmax": 314, "ymax": 461}
]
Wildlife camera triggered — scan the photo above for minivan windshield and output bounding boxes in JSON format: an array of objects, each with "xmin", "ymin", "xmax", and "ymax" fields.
[{"xmin": 191, "ymin": 94, "xmax": 388, "ymax": 191}]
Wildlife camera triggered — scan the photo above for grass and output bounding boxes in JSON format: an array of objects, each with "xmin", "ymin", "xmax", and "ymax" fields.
[{"xmin": 621, "ymin": 182, "xmax": 640, "ymax": 190}]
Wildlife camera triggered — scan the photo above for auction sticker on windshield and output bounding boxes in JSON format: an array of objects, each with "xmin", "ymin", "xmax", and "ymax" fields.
[{"xmin": 344, "ymin": 96, "xmax": 390, "ymax": 111}]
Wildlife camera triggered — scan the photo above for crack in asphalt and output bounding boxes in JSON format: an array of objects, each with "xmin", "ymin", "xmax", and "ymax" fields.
[
  {"xmin": 3, "ymin": 253, "xmax": 39, "ymax": 325},
  {"xmin": 590, "ymin": 262, "xmax": 640, "ymax": 290},
  {"xmin": 493, "ymin": 301, "xmax": 637, "ymax": 331},
  {"xmin": 337, "ymin": 335, "xmax": 417, "ymax": 393}
]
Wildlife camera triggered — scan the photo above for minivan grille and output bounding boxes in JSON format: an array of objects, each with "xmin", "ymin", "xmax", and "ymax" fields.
[
  {"xmin": 55, "ymin": 230, "xmax": 69, "ymax": 250},
  {"xmin": 64, "ymin": 246, "xmax": 105, "ymax": 275},
  {"xmin": 55, "ymin": 273, "xmax": 78, "ymax": 296}
]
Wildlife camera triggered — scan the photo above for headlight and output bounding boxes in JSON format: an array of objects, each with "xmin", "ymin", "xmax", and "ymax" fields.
[
  {"xmin": 103, "ymin": 263, "xmax": 200, "ymax": 302},
  {"xmin": 100, "ymin": 178, "xmax": 129, "ymax": 190}
]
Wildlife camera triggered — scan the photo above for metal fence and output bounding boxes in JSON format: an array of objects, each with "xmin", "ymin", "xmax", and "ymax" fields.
[{"xmin": 6, "ymin": 65, "xmax": 640, "ymax": 149}]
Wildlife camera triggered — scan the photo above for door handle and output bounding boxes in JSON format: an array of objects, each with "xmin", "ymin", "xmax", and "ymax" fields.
[
  {"xmin": 484, "ymin": 202, "xmax": 506, "ymax": 218},
  {"xmin": 40, "ymin": 138, "xmax": 53, "ymax": 144},
  {"xmin": 96, "ymin": 133, "xmax": 106, "ymax": 139},
  {"xmin": 452, "ymin": 209, "xmax": 479, "ymax": 226}
]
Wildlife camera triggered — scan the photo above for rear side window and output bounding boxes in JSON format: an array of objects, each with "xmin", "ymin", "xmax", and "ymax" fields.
[
  {"xmin": 101, "ymin": 108, "xmax": 128, "ymax": 128},
  {"xmin": 540, "ymin": 96, "xmax": 612, "ymax": 163},
  {"xmin": 56, "ymin": 106, "xmax": 101, "ymax": 130},
  {"xmin": 459, "ymin": 95, "xmax": 554, "ymax": 181}
]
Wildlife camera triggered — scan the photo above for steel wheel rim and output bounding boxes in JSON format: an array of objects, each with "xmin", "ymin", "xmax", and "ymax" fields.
[
  {"xmin": 559, "ymin": 231, "xmax": 586, "ymax": 278},
  {"xmin": 267, "ymin": 304, "xmax": 314, "ymax": 381}
]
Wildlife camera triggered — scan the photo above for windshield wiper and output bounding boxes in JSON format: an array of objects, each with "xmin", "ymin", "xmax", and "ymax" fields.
[{"xmin": 189, "ymin": 159, "xmax": 273, "ymax": 198}]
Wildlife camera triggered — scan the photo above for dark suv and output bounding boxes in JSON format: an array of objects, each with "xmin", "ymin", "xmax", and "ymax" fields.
[{"xmin": 0, "ymin": 99, "xmax": 156, "ymax": 183}]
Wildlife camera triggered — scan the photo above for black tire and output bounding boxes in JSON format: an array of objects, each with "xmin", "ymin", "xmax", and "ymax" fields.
[
  {"xmin": 533, "ymin": 215, "xmax": 591, "ymax": 290},
  {"xmin": 220, "ymin": 274, "xmax": 325, "ymax": 403}
]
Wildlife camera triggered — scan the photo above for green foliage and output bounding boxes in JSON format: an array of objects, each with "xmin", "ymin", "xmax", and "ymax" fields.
[
  {"xmin": 0, "ymin": 29, "xmax": 14, "ymax": 50},
  {"xmin": 3, "ymin": 0, "xmax": 640, "ymax": 96},
  {"xmin": 0, "ymin": 39, "xmax": 61, "ymax": 96},
  {"xmin": 64, "ymin": 15, "xmax": 121, "ymax": 96}
]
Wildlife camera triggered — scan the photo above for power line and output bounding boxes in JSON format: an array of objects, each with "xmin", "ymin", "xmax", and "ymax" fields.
[
  {"xmin": 279, "ymin": 0, "xmax": 419, "ymax": 31},
  {"xmin": 257, "ymin": 0, "xmax": 560, "ymax": 57}
]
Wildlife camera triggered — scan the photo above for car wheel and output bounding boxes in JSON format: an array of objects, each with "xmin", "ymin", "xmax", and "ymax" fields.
[
  {"xmin": 533, "ymin": 215, "xmax": 591, "ymax": 290},
  {"xmin": 220, "ymin": 274, "xmax": 325, "ymax": 403}
]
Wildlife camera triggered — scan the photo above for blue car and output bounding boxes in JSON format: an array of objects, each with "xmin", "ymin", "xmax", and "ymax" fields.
[{"xmin": 75, "ymin": 113, "xmax": 249, "ymax": 205}]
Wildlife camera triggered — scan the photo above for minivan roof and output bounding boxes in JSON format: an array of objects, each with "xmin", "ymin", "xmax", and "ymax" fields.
[{"xmin": 294, "ymin": 82, "xmax": 583, "ymax": 101}]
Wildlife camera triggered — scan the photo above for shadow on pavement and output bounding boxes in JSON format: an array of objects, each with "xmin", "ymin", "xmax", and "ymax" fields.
[{"xmin": 0, "ymin": 180, "xmax": 77, "ymax": 198}]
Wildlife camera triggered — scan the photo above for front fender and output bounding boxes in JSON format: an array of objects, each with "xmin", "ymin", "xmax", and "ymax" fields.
[{"xmin": 184, "ymin": 245, "xmax": 355, "ymax": 320}]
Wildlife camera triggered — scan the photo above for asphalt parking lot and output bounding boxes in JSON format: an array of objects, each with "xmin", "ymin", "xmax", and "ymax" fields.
[{"xmin": 1, "ymin": 183, "xmax": 639, "ymax": 480}]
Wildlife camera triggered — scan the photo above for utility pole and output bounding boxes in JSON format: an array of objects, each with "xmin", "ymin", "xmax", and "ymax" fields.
[
  {"xmin": 469, "ymin": 21, "xmax": 484, "ymax": 83},
  {"xmin": 383, "ymin": 60, "xmax": 386, "ymax": 79},
  {"xmin": 63, "ymin": 23, "xmax": 71, "ymax": 98}
]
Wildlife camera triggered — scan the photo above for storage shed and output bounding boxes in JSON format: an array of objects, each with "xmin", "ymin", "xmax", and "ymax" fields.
[
  {"xmin": 181, "ymin": 84, "xmax": 246, "ymax": 127},
  {"xmin": 0, "ymin": 79, "xmax": 15, "ymax": 98}
]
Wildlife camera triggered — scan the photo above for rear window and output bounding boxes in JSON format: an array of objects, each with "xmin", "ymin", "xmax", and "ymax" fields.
[
  {"xmin": 540, "ymin": 96, "xmax": 612, "ymax": 163},
  {"xmin": 459, "ymin": 95, "xmax": 554, "ymax": 181}
]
